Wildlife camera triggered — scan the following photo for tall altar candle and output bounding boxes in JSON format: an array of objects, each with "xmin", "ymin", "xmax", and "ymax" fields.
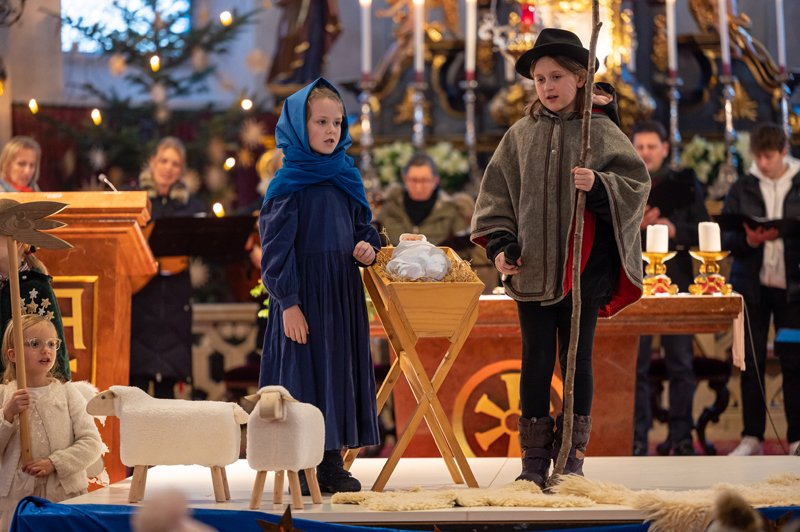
[
  {"xmin": 776, "ymin": 0, "xmax": 786, "ymax": 74},
  {"xmin": 665, "ymin": 0, "xmax": 678, "ymax": 76},
  {"xmin": 699, "ymin": 222, "xmax": 721, "ymax": 252},
  {"xmin": 646, "ymin": 224, "xmax": 669, "ymax": 253},
  {"xmin": 717, "ymin": 0, "xmax": 731, "ymax": 76},
  {"xmin": 360, "ymin": 0, "xmax": 372, "ymax": 80},
  {"xmin": 465, "ymin": 0, "xmax": 477, "ymax": 80},
  {"xmin": 413, "ymin": 0, "xmax": 425, "ymax": 80}
]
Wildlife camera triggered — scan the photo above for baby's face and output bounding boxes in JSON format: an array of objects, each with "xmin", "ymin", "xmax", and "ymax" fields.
[{"xmin": 307, "ymin": 97, "xmax": 343, "ymax": 155}]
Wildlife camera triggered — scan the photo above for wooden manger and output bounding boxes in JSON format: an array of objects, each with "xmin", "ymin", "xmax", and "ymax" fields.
[{"xmin": 345, "ymin": 247, "xmax": 484, "ymax": 491}]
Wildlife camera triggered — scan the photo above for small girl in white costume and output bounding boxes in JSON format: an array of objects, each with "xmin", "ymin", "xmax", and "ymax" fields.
[{"xmin": 0, "ymin": 314, "xmax": 102, "ymax": 530}]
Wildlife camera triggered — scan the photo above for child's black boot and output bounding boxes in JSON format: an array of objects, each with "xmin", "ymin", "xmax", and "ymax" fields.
[
  {"xmin": 516, "ymin": 416, "xmax": 555, "ymax": 490},
  {"xmin": 551, "ymin": 413, "xmax": 592, "ymax": 477},
  {"xmin": 316, "ymin": 450, "xmax": 361, "ymax": 493}
]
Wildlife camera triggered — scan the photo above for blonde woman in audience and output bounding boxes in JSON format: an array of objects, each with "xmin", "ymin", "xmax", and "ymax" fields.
[{"xmin": 0, "ymin": 137, "xmax": 42, "ymax": 193}]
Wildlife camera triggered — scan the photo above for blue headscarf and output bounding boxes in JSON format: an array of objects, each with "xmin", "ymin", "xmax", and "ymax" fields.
[{"xmin": 264, "ymin": 78, "xmax": 371, "ymax": 215}]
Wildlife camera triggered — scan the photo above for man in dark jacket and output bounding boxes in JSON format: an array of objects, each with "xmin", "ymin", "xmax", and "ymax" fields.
[
  {"xmin": 632, "ymin": 121, "xmax": 709, "ymax": 456},
  {"xmin": 723, "ymin": 123, "xmax": 800, "ymax": 456}
]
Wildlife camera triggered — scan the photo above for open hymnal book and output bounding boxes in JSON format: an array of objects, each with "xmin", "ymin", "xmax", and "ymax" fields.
[{"xmin": 715, "ymin": 213, "xmax": 800, "ymax": 237}]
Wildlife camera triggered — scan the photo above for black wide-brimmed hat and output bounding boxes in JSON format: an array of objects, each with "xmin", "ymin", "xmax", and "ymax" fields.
[{"xmin": 515, "ymin": 28, "xmax": 599, "ymax": 80}]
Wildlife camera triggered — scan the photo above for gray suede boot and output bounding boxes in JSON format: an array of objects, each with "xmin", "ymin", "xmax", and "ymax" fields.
[
  {"xmin": 552, "ymin": 414, "xmax": 592, "ymax": 476},
  {"xmin": 516, "ymin": 416, "xmax": 555, "ymax": 489}
]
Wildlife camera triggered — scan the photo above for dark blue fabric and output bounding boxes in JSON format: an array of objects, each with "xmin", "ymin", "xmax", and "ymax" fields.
[
  {"xmin": 259, "ymin": 183, "xmax": 381, "ymax": 450},
  {"xmin": 265, "ymin": 78, "xmax": 371, "ymax": 215},
  {"xmin": 11, "ymin": 497, "xmax": 799, "ymax": 532},
  {"xmin": 10, "ymin": 496, "xmax": 405, "ymax": 531}
]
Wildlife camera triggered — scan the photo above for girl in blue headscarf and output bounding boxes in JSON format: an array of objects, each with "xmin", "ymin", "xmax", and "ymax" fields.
[{"xmin": 258, "ymin": 78, "xmax": 380, "ymax": 494}]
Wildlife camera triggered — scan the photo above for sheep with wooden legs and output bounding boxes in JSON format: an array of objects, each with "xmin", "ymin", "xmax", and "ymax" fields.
[
  {"xmin": 245, "ymin": 386, "xmax": 325, "ymax": 510},
  {"xmin": 86, "ymin": 385, "xmax": 249, "ymax": 503}
]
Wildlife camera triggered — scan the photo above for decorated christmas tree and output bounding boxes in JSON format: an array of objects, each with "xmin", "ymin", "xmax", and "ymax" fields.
[{"xmin": 41, "ymin": 0, "xmax": 269, "ymax": 209}]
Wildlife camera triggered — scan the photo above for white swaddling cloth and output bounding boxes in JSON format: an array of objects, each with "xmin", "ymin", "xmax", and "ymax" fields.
[{"xmin": 386, "ymin": 238, "xmax": 451, "ymax": 281}]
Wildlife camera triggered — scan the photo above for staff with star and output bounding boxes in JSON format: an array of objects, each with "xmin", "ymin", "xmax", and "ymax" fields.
[{"xmin": 0, "ymin": 198, "xmax": 71, "ymax": 464}]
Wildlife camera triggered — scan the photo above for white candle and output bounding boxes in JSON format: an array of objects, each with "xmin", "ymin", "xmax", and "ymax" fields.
[
  {"xmin": 465, "ymin": 0, "xmax": 477, "ymax": 79},
  {"xmin": 699, "ymin": 222, "xmax": 721, "ymax": 252},
  {"xmin": 665, "ymin": 0, "xmax": 678, "ymax": 76},
  {"xmin": 360, "ymin": 0, "xmax": 372, "ymax": 79},
  {"xmin": 646, "ymin": 224, "xmax": 669, "ymax": 253},
  {"xmin": 718, "ymin": 0, "xmax": 731, "ymax": 76},
  {"xmin": 776, "ymin": 0, "xmax": 786, "ymax": 74},
  {"xmin": 413, "ymin": 0, "xmax": 425, "ymax": 79}
]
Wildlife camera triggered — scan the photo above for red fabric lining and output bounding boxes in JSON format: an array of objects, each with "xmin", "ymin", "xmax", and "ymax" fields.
[
  {"xmin": 562, "ymin": 205, "xmax": 642, "ymax": 318},
  {"xmin": 599, "ymin": 265, "xmax": 642, "ymax": 317},
  {"xmin": 562, "ymin": 208, "xmax": 596, "ymax": 297}
]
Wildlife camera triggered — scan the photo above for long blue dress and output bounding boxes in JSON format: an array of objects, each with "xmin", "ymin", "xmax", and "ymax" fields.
[{"xmin": 259, "ymin": 182, "xmax": 381, "ymax": 450}]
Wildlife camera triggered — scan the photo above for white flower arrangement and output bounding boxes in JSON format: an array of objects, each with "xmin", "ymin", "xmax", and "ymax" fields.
[
  {"xmin": 680, "ymin": 133, "xmax": 751, "ymax": 185},
  {"xmin": 373, "ymin": 141, "xmax": 470, "ymax": 191}
]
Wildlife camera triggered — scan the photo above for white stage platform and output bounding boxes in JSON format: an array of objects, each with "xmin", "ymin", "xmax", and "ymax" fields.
[{"xmin": 61, "ymin": 456, "xmax": 799, "ymax": 527}]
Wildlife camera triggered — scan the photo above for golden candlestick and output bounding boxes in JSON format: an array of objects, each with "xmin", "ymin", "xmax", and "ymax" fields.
[
  {"xmin": 688, "ymin": 250, "xmax": 733, "ymax": 295},
  {"xmin": 642, "ymin": 251, "xmax": 678, "ymax": 296}
]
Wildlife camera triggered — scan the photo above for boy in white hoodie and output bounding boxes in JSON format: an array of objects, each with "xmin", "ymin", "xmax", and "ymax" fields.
[{"xmin": 722, "ymin": 122, "xmax": 800, "ymax": 456}]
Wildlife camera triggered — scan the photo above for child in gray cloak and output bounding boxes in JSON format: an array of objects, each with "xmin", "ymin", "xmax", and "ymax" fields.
[{"xmin": 470, "ymin": 28, "xmax": 650, "ymax": 489}]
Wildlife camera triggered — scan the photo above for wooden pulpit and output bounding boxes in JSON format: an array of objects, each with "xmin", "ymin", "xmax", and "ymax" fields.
[{"xmin": 0, "ymin": 191, "xmax": 155, "ymax": 483}]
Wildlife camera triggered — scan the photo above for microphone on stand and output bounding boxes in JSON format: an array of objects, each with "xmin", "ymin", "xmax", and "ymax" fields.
[
  {"xmin": 98, "ymin": 173, "xmax": 118, "ymax": 192},
  {"xmin": 501, "ymin": 242, "xmax": 521, "ymax": 283}
]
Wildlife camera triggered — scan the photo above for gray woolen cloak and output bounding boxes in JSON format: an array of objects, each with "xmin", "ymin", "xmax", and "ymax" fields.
[{"xmin": 471, "ymin": 108, "xmax": 651, "ymax": 317}]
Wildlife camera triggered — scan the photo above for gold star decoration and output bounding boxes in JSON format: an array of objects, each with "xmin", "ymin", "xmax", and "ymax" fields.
[
  {"xmin": 25, "ymin": 302, "xmax": 38, "ymax": 314},
  {"xmin": 256, "ymin": 506, "xmax": 303, "ymax": 532},
  {"xmin": 40, "ymin": 298, "xmax": 51, "ymax": 309},
  {"xmin": 28, "ymin": 288, "xmax": 38, "ymax": 300}
]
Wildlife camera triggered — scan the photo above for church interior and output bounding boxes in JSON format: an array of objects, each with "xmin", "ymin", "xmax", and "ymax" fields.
[{"xmin": 0, "ymin": 0, "xmax": 798, "ymax": 530}]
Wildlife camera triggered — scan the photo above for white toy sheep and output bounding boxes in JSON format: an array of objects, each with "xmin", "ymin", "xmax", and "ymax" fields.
[
  {"xmin": 86, "ymin": 385, "xmax": 249, "ymax": 503},
  {"xmin": 245, "ymin": 386, "xmax": 325, "ymax": 510}
]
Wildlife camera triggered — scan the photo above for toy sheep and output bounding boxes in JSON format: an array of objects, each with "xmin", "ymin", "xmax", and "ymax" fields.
[
  {"xmin": 245, "ymin": 386, "xmax": 325, "ymax": 510},
  {"xmin": 86, "ymin": 385, "xmax": 249, "ymax": 503}
]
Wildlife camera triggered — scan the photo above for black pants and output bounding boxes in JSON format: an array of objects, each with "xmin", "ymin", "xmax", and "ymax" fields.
[
  {"xmin": 740, "ymin": 286, "xmax": 800, "ymax": 443},
  {"xmin": 130, "ymin": 375, "xmax": 178, "ymax": 399},
  {"xmin": 634, "ymin": 334, "xmax": 696, "ymax": 445},
  {"xmin": 517, "ymin": 298, "xmax": 601, "ymax": 419}
]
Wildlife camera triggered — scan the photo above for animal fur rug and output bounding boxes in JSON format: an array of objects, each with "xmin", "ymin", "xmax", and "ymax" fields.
[{"xmin": 331, "ymin": 474, "xmax": 800, "ymax": 531}]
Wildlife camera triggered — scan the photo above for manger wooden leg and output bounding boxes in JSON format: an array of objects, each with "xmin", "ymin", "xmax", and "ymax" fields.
[
  {"xmin": 372, "ymin": 395, "xmax": 431, "ymax": 492},
  {"xmin": 250, "ymin": 470, "xmax": 267, "ymax": 510},
  {"xmin": 399, "ymin": 353, "xmax": 463, "ymax": 484},
  {"xmin": 407, "ymin": 350, "xmax": 479, "ymax": 488},
  {"xmin": 287, "ymin": 470, "xmax": 304, "ymax": 510},
  {"xmin": 273, "ymin": 470, "xmax": 285, "ymax": 505},
  {"xmin": 210, "ymin": 466, "xmax": 226, "ymax": 502},
  {"xmin": 304, "ymin": 467, "xmax": 323, "ymax": 504},
  {"xmin": 129, "ymin": 465, "xmax": 147, "ymax": 503},
  {"xmin": 344, "ymin": 357, "xmax": 403, "ymax": 470}
]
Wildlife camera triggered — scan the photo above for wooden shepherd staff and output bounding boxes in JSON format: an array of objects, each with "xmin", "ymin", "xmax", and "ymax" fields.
[
  {"xmin": 552, "ymin": 0, "xmax": 602, "ymax": 478},
  {"xmin": 0, "ymin": 199, "xmax": 71, "ymax": 464}
]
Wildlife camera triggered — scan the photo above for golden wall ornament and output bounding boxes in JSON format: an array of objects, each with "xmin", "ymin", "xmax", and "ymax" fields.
[
  {"xmin": 687, "ymin": 0, "xmax": 798, "ymax": 133},
  {"xmin": 713, "ymin": 79, "xmax": 758, "ymax": 123},
  {"xmin": 689, "ymin": 0, "xmax": 720, "ymax": 34},
  {"xmin": 651, "ymin": 14, "xmax": 668, "ymax": 74},
  {"xmin": 394, "ymin": 86, "xmax": 431, "ymax": 126},
  {"xmin": 489, "ymin": 84, "xmax": 531, "ymax": 127},
  {"xmin": 597, "ymin": 6, "xmax": 655, "ymax": 131}
]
